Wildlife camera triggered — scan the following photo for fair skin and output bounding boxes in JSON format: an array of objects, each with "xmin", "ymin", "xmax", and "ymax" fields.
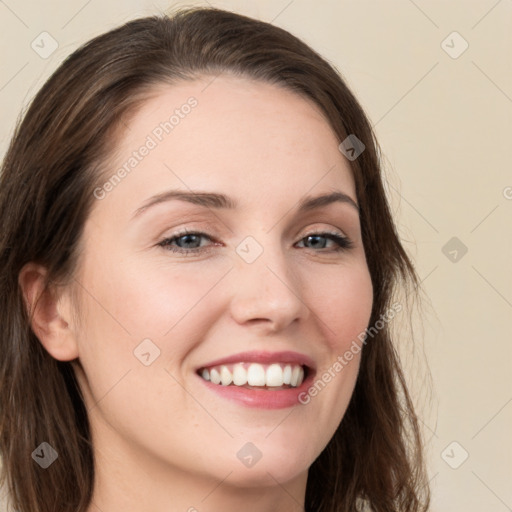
[{"xmin": 20, "ymin": 74, "xmax": 373, "ymax": 512}]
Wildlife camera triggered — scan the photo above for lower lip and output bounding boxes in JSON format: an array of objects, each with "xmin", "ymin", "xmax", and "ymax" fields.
[{"xmin": 196, "ymin": 370, "xmax": 315, "ymax": 409}]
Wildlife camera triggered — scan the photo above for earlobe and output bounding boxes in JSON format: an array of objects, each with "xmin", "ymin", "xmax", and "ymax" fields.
[{"xmin": 18, "ymin": 262, "xmax": 79, "ymax": 361}]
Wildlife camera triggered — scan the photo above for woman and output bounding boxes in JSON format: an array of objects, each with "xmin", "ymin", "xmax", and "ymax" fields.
[{"xmin": 0, "ymin": 7, "xmax": 430, "ymax": 512}]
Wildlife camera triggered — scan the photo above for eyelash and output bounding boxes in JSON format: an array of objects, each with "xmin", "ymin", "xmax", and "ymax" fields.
[{"xmin": 157, "ymin": 229, "xmax": 354, "ymax": 256}]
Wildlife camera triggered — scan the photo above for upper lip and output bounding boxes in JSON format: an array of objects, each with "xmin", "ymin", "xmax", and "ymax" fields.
[{"xmin": 197, "ymin": 350, "xmax": 316, "ymax": 371}]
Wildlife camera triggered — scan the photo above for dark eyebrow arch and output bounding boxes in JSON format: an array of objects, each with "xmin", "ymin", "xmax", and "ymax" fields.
[{"xmin": 131, "ymin": 190, "xmax": 359, "ymax": 220}]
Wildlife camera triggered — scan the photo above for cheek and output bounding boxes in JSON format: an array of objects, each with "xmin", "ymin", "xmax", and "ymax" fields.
[
  {"xmin": 311, "ymin": 264, "xmax": 374, "ymax": 350},
  {"xmin": 76, "ymin": 257, "xmax": 238, "ymax": 386},
  {"xmin": 284, "ymin": 264, "xmax": 372, "ymax": 463},
  {"xmin": 85, "ymin": 256, "xmax": 229, "ymax": 340}
]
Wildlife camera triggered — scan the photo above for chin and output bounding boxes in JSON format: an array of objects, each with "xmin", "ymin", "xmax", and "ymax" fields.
[
  {"xmin": 203, "ymin": 438, "xmax": 315, "ymax": 489},
  {"xmin": 221, "ymin": 458, "xmax": 310, "ymax": 489}
]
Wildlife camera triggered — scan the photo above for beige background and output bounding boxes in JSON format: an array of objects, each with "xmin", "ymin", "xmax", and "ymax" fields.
[{"xmin": 1, "ymin": 1, "xmax": 511, "ymax": 510}]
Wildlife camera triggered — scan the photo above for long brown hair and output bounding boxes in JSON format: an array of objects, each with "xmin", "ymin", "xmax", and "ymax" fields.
[{"xmin": 0, "ymin": 7, "xmax": 430, "ymax": 511}]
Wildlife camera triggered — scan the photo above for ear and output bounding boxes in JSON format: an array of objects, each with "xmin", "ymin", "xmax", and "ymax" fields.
[{"xmin": 18, "ymin": 262, "xmax": 79, "ymax": 361}]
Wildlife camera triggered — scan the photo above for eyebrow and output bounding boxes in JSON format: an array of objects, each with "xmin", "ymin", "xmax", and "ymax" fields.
[{"xmin": 131, "ymin": 189, "xmax": 359, "ymax": 220}]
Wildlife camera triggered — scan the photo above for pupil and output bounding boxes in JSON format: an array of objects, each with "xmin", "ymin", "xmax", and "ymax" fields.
[
  {"xmin": 307, "ymin": 235, "xmax": 325, "ymax": 248},
  {"xmin": 179, "ymin": 234, "xmax": 199, "ymax": 248}
]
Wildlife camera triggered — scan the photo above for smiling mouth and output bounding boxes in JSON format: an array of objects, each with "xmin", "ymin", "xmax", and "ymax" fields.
[{"xmin": 197, "ymin": 362, "xmax": 309, "ymax": 389}]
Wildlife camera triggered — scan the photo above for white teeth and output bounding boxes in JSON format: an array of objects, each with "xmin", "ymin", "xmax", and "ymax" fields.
[
  {"xmin": 232, "ymin": 365, "xmax": 248, "ymax": 386},
  {"xmin": 199, "ymin": 362, "xmax": 306, "ymax": 388},
  {"xmin": 283, "ymin": 365, "xmax": 292, "ymax": 385},
  {"xmin": 247, "ymin": 363, "xmax": 266, "ymax": 386},
  {"xmin": 266, "ymin": 364, "xmax": 283, "ymax": 387},
  {"xmin": 220, "ymin": 365, "xmax": 232, "ymax": 386},
  {"xmin": 210, "ymin": 368, "xmax": 221, "ymax": 385},
  {"xmin": 290, "ymin": 365, "xmax": 302, "ymax": 387}
]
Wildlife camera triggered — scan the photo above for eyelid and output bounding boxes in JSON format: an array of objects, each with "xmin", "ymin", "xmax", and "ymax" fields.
[
  {"xmin": 159, "ymin": 223, "xmax": 350, "ymax": 242},
  {"xmin": 157, "ymin": 225, "xmax": 354, "ymax": 255}
]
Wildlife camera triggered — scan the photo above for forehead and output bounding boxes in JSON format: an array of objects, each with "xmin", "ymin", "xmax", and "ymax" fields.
[{"xmin": 92, "ymin": 74, "xmax": 356, "ymax": 221}]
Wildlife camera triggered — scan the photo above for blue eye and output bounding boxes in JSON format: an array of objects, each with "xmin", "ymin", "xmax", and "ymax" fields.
[
  {"xmin": 157, "ymin": 229, "xmax": 353, "ymax": 255},
  {"xmin": 296, "ymin": 232, "xmax": 353, "ymax": 251},
  {"xmin": 158, "ymin": 230, "xmax": 215, "ymax": 255}
]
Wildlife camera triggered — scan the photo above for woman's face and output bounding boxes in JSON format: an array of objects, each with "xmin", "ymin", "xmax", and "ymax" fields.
[{"xmin": 68, "ymin": 74, "xmax": 373, "ymax": 495}]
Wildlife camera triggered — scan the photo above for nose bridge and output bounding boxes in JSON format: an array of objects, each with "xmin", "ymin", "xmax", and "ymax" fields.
[{"xmin": 228, "ymin": 231, "xmax": 307, "ymax": 330}]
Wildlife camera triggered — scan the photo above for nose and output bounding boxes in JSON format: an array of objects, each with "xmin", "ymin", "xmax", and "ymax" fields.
[{"xmin": 228, "ymin": 242, "xmax": 309, "ymax": 333}]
